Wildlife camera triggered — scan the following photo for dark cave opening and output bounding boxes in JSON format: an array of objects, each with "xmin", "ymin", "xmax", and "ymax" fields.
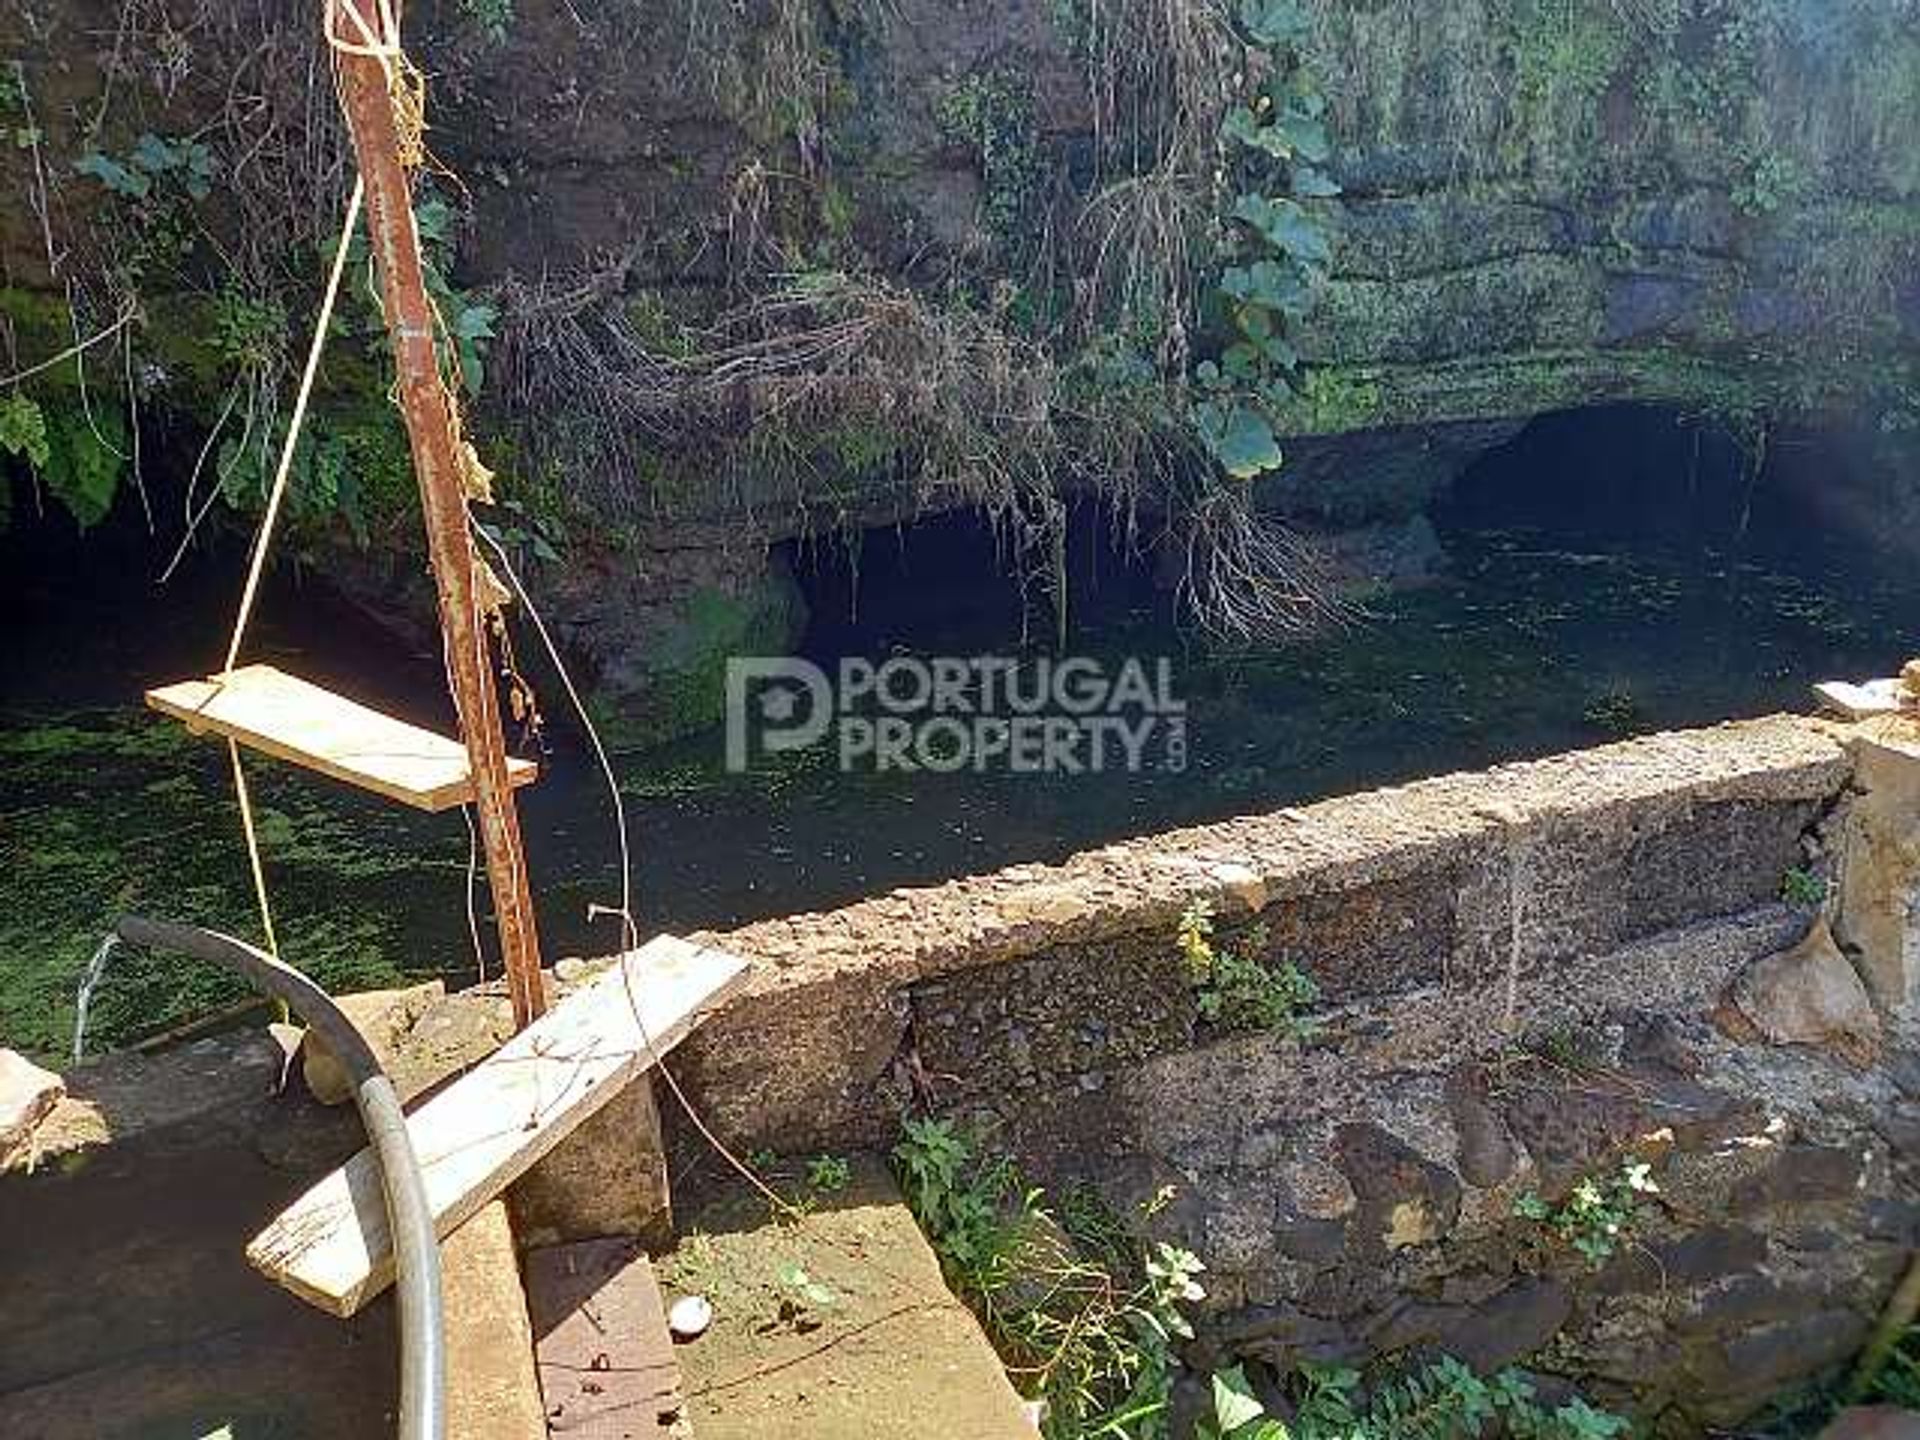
[
  {"xmin": 781, "ymin": 500, "xmax": 1172, "ymax": 663},
  {"xmin": 1438, "ymin": 402, "xmax": 1906, "ymax": 579}
]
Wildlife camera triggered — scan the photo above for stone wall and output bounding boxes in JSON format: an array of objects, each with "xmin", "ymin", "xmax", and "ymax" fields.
[{"xmin": 679, "ymin": 713, "xmax": 1920, "ymax": 1426}]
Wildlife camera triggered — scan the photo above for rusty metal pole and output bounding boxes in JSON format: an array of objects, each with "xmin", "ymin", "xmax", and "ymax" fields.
[{"xmin": 331, "ymin": 5, "xmax": 547, "ymax": 1027}]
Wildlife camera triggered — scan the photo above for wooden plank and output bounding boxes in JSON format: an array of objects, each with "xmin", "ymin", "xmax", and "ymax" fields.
[
  {"xmin": 248, "ymin": 936, "xmax": 752, "ymax": 1317},
  {"xmin": 1814, "ymin": 678, "xmax": 1905, "ymax": 720},
  {"xmin": 527, "ymin": 1238, "xmax": 684, "ymax": 1437},
  {"xmin": 146, "ymin": 663, "xmax": 538, "ymax": 812}
]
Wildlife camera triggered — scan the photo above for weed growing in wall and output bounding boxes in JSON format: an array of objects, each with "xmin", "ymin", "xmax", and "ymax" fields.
[
  {"xmin": 1780, "ymin": 866, "xmax": 1827, "ymax": 908},
  {"xmin": 1514, "ymin": 1158, "xmax": 1661, "ymax": 1268},
  {"xmin": 1178, "ymin": 900, "xmax": 1319, "ymax": 1037}
]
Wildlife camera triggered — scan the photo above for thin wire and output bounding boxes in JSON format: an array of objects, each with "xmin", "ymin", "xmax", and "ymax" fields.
[
  {"xmin": 461, "ymin": 804, "xmax": 486, "ymax": 983},
  {"xmin": 0, "ymin": 302, "xmax": 136, "ymax": 387},
  {"xmin": 471, "ymin": 520, "xmax": 802, "ymax": 1220}
]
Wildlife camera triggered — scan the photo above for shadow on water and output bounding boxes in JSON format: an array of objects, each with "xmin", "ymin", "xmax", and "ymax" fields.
[{"xmin": 2, "ymin": 403, "xmax": 1914, "ymax": 1055}]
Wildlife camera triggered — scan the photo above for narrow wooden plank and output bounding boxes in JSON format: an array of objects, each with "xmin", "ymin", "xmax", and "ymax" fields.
[
  {"xmin": 1814, "ymin": 678, "xmax": 1905, "ymax": 720},
  {"xmin": 146, "ymin": 663, "xmax": 538, "ymax": 812},
  {"xmin": 527, "ymin": 1238, "xmax": 684, "ymax": 1436},
  {"xmin": 248, "ymin": 936, "xmax": 752, "ymax": 1317}
]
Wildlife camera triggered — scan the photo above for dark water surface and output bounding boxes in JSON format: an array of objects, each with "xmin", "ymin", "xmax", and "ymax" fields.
[{"xmin": 3, "ymin": 408, "xmax": 1914, "ymax": 1056}]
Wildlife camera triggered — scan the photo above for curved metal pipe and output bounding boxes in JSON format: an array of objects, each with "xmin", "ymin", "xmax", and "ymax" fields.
[{"xmin": 113, "ymin": 915, "xmax": 445, "ymax": 1440}]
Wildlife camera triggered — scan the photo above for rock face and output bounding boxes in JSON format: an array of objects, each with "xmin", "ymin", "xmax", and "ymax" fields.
[
  {"xmin": 1733, "ymin": 916, "xmax": 1881, "ymax": 1059},
  {"xmin": 6, "ymin": 1, "xmax": 1919, "ymax": 738}
]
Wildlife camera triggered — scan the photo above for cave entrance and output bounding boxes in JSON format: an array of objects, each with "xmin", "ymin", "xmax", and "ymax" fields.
[
  {"xmin": 781, "ymin": 501, "xmax": 1171, "ymax": 663},
  {"xmin": 1438, "ymin": 402, "xmax": 1908, "ymax": 579},
  {"xmin": 1438, "ymin": 404, "xmax": 1763, "ymax": 549}
]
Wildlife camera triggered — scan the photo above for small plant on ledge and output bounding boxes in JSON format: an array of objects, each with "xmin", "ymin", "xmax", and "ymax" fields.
[
  {"xmin": 1178, "ymin": 899, "xmax": 1319, "ymax": 1038},
  {"xmin": 1780, "ymin": 866, "xmax": 1827, "ymax": 908},
  {"xmin": 1514, "ymin": 1158, "xmax": 1661, "ymax": 1269}
]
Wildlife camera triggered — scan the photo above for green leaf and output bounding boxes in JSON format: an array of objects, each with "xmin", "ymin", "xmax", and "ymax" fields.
[
  {"xmin": 0, "ymin": 393, "xmax": 50, "ymax": 468},
  {"xmin": 1231, "ymin": 194, "xmax": 1331, "ymax": 265},
  {"xmin": 454, "ymin": 303, "xmax": 497, "ymax": 341},
  {"xmin": 1237, "ymin": 0, "xmax": 1310, "ymax": 47},
  {"xmin": 1221, "ymin": 106, "xmax": 1295, "ymax": 159},
  {"xmin": 1198, "ymin": 402, "xmax": 1283, "ymax": 479},
  {"xmin": 42, "ymin": 404, "xmax": 126, "ymax": 529},
  {"xmin": 1211, "ymin": 1366, "xmax": 1269, "ymax": 1432},
  {"xmin": 74, "ymin": 151, "xmax": 149, "ymax": 199},
  {"xmin": 131, "ymin": 132, "xmax": 181, "ymax": 173},
  {"xmin": 414, "ymin": 197, "xmax": 454, "ymax": 245},
  {"xmin": 1275, "ymin": 112, "xmax": 1331, "ymax": 164},
  {"xmin": 1220, "ymin": 260, "xmax": 1313, "ymax": 318},
  {"xmin": 1290, "ymin": 166, "xmax": 1342, "ymax": 198}
]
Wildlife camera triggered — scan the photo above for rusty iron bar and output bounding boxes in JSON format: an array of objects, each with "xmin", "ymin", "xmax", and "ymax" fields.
[{"xmin": 330, "ymin": 3, "xmax": 547, "ymax": 1027}]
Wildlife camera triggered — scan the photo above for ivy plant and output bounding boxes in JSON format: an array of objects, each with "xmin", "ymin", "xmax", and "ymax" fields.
[{"xmin": 1192, "ymin": 0, "xmax": 1340, "ymax": 482}]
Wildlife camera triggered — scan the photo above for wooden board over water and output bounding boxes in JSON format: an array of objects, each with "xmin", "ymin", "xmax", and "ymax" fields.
[
  {"xmin": 146, "ymin": 663, "xmax": 538, "ymax": 812},
  {"xmin": 248, "ymin": 936, "xmax": 753, "ymax": 1317}
]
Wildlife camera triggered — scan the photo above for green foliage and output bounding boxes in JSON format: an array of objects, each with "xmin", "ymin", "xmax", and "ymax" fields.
[
  {"xmin": 1514, "ymin": 1159, "xmax": 1660, "ymax": 1268},
  {"xmin": 40, "ymin": 404, "xmax": 128, "ymax": 529},
  {"xmin": 216, "ymin": 401, "xmax": 415, "ymax": 541},
  {"xmin": 937, "ymin": 68, "xmax": 1047, "ymax": 253},
  {"xmin": 327, "ymin": 192, "xmax": 497, "ymax": 397},
  {"xmin": 1178, "ymin": 900, "xmax": 1319, "ymax": 1037},
  {"xmin": 1494, "ymin": 0, "xmax": 1631, "ymax": 175},
  {"xmin": 0, "ymin": 392, "xmax": 49, "ymax": 469},
  {"xmin": 774, "ymin": 1260, "xmax": 838, "ymax": 1313},
  {"xmin": 1780, "ymin": 866, "xmax": 1827, "ymax": 908},
  {"xmin": 74, "ymin": 132, "xmax": 216, "ymax": 287},
  {"xmin": 210, "ymin": 287, "xmax": 288, "ymax": 376},
  {"xmin": 1282, "ymin": 368, "xmax": 1383, "ymax": 433},
  {"xmin": 1191, "ymin": 0, "xmax": 1338, "ymax": 482},
  {"xmin": 806, "ymin": 1153, "xmax": 852, "ymax": 1194},
  {"xmin": 893, "ymin": 1119, "xmax": 1201, "ymax": 1438},
  {"xmin": 74, "ymin": 132, "xmax": 215, "ymax": 202},
  {"xmin": 1580, "ymin": 684, "xmax": 1640, "ymax": 735},
  {"xmin": 1732, "ymin": 147, "xmax": 1809, "ymax": 218},
  {"xmin": 458, "ymin": 0, "xmax": 514, "ymax": 43},
  {"xmin": 1205, "ymin": 1354, "xmax": 1630, "ymax": 1440}
]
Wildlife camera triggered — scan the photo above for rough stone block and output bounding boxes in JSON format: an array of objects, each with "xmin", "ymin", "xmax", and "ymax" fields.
[
  {"xmin": 509, "ymin": 1077, "xmax": 672, "ymax": 1251},
  {"xmin": 1734, "ymin": 917, "xmax": 1881, "ymax": 1061},
  {"xmin": 442, "ymin": 1200, "xmax": 547, "ymax": 1440},
  {"xmin": 1836, "ymin": 726, "xmax": 1920, "ymax": 1012},
  {"xmin": 299, "ymin": 979, "xmax": 445, "ymax": 1106}
]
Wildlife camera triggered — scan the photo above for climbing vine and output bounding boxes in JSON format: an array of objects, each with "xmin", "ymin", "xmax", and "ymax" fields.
[{"xmin": 1192, "ymin": 0, "xmax": 1337, "ymax": 482}]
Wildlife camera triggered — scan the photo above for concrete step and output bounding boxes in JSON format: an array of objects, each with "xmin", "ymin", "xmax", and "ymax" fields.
[{"xmin": 657, "ymin": 1156, "xmax": 1034, "ymax": 1440}]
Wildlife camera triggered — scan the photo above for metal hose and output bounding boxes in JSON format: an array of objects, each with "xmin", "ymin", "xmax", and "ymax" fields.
[{"xmin": 114, "ymin": 915, "xmax": 445, "ymax": 1440}]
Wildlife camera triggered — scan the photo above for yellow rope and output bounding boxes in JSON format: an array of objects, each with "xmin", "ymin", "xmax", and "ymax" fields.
[
  {"xmin": 216, "ymin": 175, "xmax": 366, "ymax": 955},
  {"xmin": 229, "ymin": 740, "xmax": 280, "ymax": 958},
  {"xmin": 215, "ymin": 3, "xmax": 436, "ymax": 960}
]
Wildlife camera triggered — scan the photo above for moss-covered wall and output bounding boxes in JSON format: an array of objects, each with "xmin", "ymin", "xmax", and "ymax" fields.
[{"xmin": 2, "ymin": 0, "xmax": 1917, "ymax": 739}]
